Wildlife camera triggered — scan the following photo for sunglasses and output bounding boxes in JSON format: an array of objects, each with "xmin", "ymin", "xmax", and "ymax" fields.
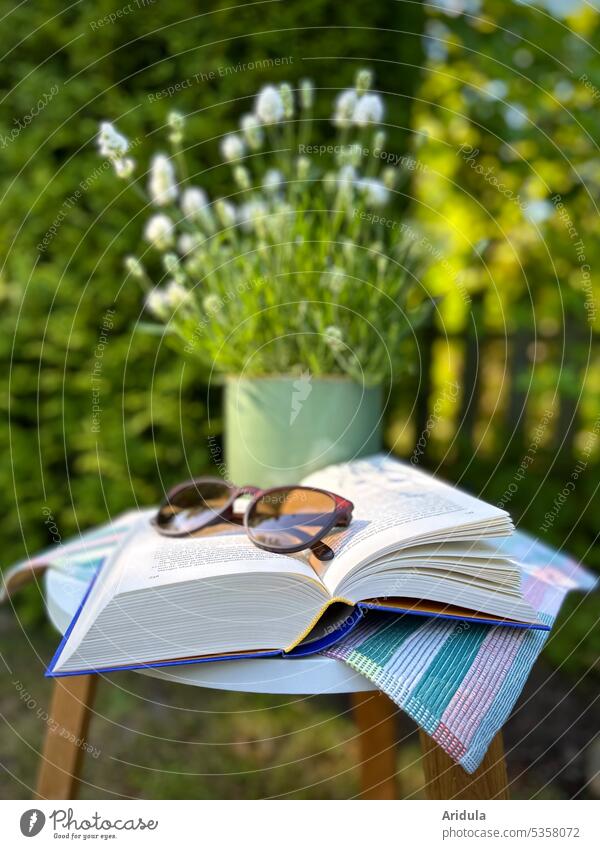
[{"xmin": 152, "ymin": 477, "xmax": 354, "ymax": 561}]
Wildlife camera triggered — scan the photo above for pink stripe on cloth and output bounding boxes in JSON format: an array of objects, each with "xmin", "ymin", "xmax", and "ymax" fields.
[
  {"xmin": 522, "ymin": 578, "xmax": 548, "ymax": 613},
  {"xmin": 432, "ymin": 721, "xmax": 467, "ymax": 761},
  {"xmin": 439, "ymin": 626, "xmax": 525, "ymax": 749}
]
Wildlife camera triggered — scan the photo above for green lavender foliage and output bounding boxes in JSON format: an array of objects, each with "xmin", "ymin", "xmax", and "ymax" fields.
[{"xmin": 112, "ymin": 69, "xmax": 430, "ymax": 384}]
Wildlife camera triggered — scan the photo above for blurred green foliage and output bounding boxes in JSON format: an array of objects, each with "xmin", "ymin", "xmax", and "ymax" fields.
[
  {"xmin": 415, "ymin": 1, "xmax": 600, "ymax": 335},
  {"xmin": 404, "ymin": 1, "xmax": 599, "ymax": 577}
]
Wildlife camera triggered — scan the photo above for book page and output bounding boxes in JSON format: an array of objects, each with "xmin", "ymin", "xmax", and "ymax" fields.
[
  {"xmin": 55, "ymin": 514, "xmax": 323, "ymax": 668},
  {"xmin": 115, "ymin": 521, "xmax": 319, "ymax": 594},
  {"xmin": 302, "ymin": 455, "xmax": 512, "ymax": 593}
]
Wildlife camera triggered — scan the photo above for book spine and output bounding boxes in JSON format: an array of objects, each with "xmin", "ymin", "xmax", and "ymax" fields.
[{"xmin": 283, "ymin": 596, "xmax": 356, "ymax": 653}]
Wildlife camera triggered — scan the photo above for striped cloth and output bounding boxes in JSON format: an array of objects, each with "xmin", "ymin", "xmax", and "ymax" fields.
[
  {"xmin": 2, "ymin": 514, "xmax": 595, "ymax": 773},
  {"xmin": 325, "ymin": 534, "xmax": 596, "ymax": 772}
]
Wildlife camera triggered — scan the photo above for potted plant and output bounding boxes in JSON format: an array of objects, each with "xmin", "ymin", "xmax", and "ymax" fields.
[{"xmin": 98, "ymin": 69, "xmax": 429, "ymax": 486}]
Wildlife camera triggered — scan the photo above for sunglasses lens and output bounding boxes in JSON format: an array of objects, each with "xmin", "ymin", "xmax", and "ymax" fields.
[
  {"xmin": 156, "ymin": 481, "xmax": 231, "ymax": 534},
  {"xmin": 247, "ymin": 488, "xmax": 336, "ymax": 551}
]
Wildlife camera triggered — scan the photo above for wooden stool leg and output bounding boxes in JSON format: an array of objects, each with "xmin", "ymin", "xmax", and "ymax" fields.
[
  {"xmin": 419, "ymin": 730, "xmax": 509, "ymax": 800},
  {"xmin": 351, "ymin": 691, "xmax": 398, "ymax": 799},
  {"xmin": 36, "ymin": 675, "xmax": 98, "ymax": 800}
]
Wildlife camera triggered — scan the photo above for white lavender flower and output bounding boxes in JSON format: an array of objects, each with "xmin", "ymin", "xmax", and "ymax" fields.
[
  {"xmin": 144, "ymin": 214, "xmax": 175, "ymax": 250},
  {"xmin": 113, "ymin": 157, "xmax": 135, "ymax": 178},
  {"xmin": 342, "ymin": 239, "xmax": 355, "ymax": 262},
  {"xmin": 146, "ymin": 289, "xmax": 170, "ymax": 320},
  {"xmin": 356, "ymin": 68, "xmax": 373, "ymax": 96},
  {"xmin": 167, "ymin": 110, "xmax": 185, "ymax": 145},
  {"xmin": 240, "ymin": 114, "xmax": 264, "ymax": 149},
  {"xmin": 337, "ymin": 164, "xmax": 357, "ymax": 197},
  {"xmin": 323, "ymin": 266, "xmax": 346, "ymax": 294},
  {"xmin": 163, "ymin": 252, "xmax": 181, "ymax": 276},
  {"xmin": 215, "ymin": 199, "xmax": 236, "ymax": 228},
  {"xmin": 336, "ymin": 168, "xmax": 356, "ymax": 204},
  {"xmin": 181, "ymin": 187, "xmax": 208, "ymax": 220},
  {"xmin": 238, "ymin": 199, "xmax": 268, "ymax": 233},
  {"xmin": 124, "ymin": 256, "xmax": 145, "ymax": 279},
  {"xmin": 149, "ymin": 154, "xmax": 178, "ymax": 206},
  {"xmin": 165, "ymin": 279, "xmax": 188, "ymax": 307},
  {"xmin": 220, "ymin": 132, "xmax": 245, "ymax": 162},
  {"xmin": 353, "ymin": 93, "xmax": 384, "ymax": 127},
  {"xmin": 338, "ymin": 143, "xmax": 363, "ymax": 167},
  {"xmin": 255, "ymin": 85, "xmax": 285, "ymax": 124},
  {"xmin": 98, "ymin": 121, "xmax": 129, "ymax": 159},
  {"xmin": 324, "ymin": 325, "xmax": 345, "ymax": 352},
  {"xmin": 382, "ymin": 166, "xmax": 397, "ymax": 189},
  {"xmin": 98, "ymin": 122, "xmax": 133, "ymax": 177},
  {"xmin": 339, "ymin": 164, "xmax": 356, "ymax": 182},
  {"xmin": 376, "ymin": 256, "xmax": 388, "ymax": 276},
  {"xmin": 178, "ymin": 233, "xmax": 201, "ymax": 256},
  {"xmin": 373, "ymin": 130, "xmax": 386, "ymax": 151},
  {"xmin": 300, "ymin": 79, "xmax": 314, "ymax": 110},
  {"xmin": 279, "ymin": 82, "xmax": 294, "ymax": 118},
  {"xmin": 203, "ymin": 293, "xmax": 222, "ymax": 315},
  {"xmin": 263, "ymin": 168, "xmax": 283, "ymax": 194},
  {"xmin": 233, "ymin": 165, "xmax": 251, "ymax": 190},
  {"xmin": 357, "ymin": 177, "xmax": 389, "ymax": 207},
  {"xmin": 184, "ymin": 250, "xmax": 208, "ymax": 277},
  {"xmin": 333, "ymin": 89, "xmax": 358, "ymax": 128},
  {"xmin": 296, "ymin": 156, "xmax": 310, "ymax": 180}
]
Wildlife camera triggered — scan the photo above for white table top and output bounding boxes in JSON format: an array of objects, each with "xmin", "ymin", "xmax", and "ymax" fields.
[{"xmin": 45, "ymin": 569, "xmax": 374, "ymax": 695}]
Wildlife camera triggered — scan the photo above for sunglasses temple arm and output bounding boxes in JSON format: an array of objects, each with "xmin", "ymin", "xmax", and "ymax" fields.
[
  {"xmin": 335, "ymin": 508, "xmax": 353, "ymax": 527},
  {"xmin": 309, "ymin": 539, "xmax": 335, "ymax": 561}
]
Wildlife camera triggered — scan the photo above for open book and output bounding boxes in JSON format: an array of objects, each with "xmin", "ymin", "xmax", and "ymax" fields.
[{"xmin": 47, "ymin": 455, "xmax": 547, "ymax": 677}]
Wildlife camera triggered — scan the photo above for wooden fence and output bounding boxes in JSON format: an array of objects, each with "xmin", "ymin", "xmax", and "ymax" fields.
[{"xmin": 402, "ymin": 293, "xmax": 599, "ymax": 470}]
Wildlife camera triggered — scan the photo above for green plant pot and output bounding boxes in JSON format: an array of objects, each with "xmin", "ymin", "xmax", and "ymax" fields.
[{"xmin": 224, "ymin": 375, "xmax": 383, "ymax": 487}]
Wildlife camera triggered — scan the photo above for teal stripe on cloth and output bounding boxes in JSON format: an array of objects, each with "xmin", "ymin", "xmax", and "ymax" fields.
[
  {"xmin": 405, "ymin": 623, "xmax": 490, "ymax": 727},
  {"xmin": 353, "ymin": 615, "xmax": 425, "ymax": 667}
]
